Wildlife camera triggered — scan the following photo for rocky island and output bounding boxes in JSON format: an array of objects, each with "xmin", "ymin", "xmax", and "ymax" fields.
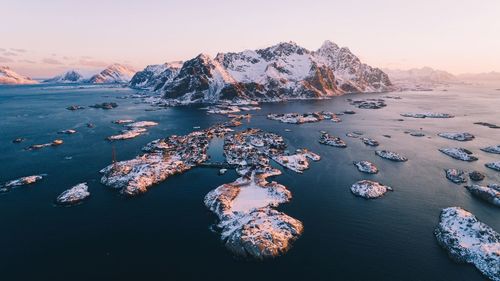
[{"xmin": 435, "ymin": 207, "xmax": 500, "ymax": 281}]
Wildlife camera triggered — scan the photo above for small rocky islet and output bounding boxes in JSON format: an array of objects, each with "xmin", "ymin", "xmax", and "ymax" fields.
[
  {"xmin": 350, "ymin": 180, "xmax": 392, "ymax": 199},
  {"xmin": 438, "ymin": 132, "xmax": 475, "ymax": 141},
  {"xmin": 319, "ymin": 132, "xmax": 347, "ymax": 148},
  {"xmin": 438, "ymin": 148, "xmax": 478, "ymax": 162},
  {"xmin": 55, "ymin": 183, "xmax": 90, "ymax": 206},
  {"xmin": 375, "ymin": 150, "xmax": 408, "ymax": 162},
  {"xmin": 0, "ymin": 174, "xmax": 46, "ymax": 193},
  {"xmin": 444, "ymin": 169, "xmax": 467, "ymax": 184},
  {"xmin": 480, "ymin": 145, "xmax": 500, "ymax": 154},
  {"xmin": 465, "ymin": 184, "xmax": 500, "ymax": 207},
  {"xmin": 353, "ymin": 161, "xmax": 378, "ymax": 174}
]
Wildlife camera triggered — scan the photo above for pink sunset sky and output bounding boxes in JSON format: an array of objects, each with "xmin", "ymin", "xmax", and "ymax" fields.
[{"xmin": 1, "ymin": 0, "xmax": 499, "ymax": 78}]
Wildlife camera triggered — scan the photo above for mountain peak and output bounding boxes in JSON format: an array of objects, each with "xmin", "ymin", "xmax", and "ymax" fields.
[
  {"xmin": 319, "ymin": 40, "xmax": 340, "ymax": 52},
  {"xmin": 88, "ymin": 63, "xmax": 136, "ymax": 84}
]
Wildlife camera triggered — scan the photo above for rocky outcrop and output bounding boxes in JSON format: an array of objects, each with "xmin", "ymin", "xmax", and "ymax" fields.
[{"xmin": 435, "ymin": 207, "xmax": 500, "ymax": 281}]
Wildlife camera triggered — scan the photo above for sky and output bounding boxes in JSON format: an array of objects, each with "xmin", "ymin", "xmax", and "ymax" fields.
[{"xmin": 1, "ymin": 0, "xmax": 499, "ymax": 78}]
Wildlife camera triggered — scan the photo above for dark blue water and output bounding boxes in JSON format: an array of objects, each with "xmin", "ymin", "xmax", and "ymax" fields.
[{"xmin": 0, "ymin": 84, "xmax": 498, "ymax": 281}]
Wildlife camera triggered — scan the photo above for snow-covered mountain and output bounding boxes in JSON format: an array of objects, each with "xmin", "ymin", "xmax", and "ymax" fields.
[
  {"xmin": 44, "ymin": 70, "xmax": 84, "ymax": 83},
  {"xmin": 383, "ymin": 67, "xmax": 458, "ymax": 89},
  {"xmin": 129, "ymin": 61, "xmax": 182, "ymax": 90},
  {"xmin": 135, "ymin": 40, "xmax": 392, "ymax": 103},
  {"xmin": 88, "ymin": 64, "xmax": 136, "ymax": 84},
  {"xmin": 0, "ymin": 66, "xmax": 38, "ymax": 85}
]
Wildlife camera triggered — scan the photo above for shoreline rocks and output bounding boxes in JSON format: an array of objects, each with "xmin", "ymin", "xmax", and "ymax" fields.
[
  {"xmin": 375, "ymin": 150, "xmax": 408, "ymax": 162},
  {"xmin": 435, "ymin": 207, "xmax": 500, "ymax": 281},
  {"xmin": 350, "ymin": 180, "xmax": 392, "ymax": 199},
  {"xmin": 438, "ymin": 132, "xmax": 475, "ymax": 141},
  {"xmin": 439, "ymin": 148, "xmax": 478, "ymax": 162},
  {"xmin": 55, "ymin": 183, "xmax": 90, "ymax": 206}
]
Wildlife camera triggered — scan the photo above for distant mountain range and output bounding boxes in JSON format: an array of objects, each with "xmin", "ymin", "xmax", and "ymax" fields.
[
  {"xmin": 383, "ymin": 67, "xmax": 458, "ymax": 89},
  {"xmin": 130, "ymin": 40, "xmax": 393, "ymax": 103},
  {"xmin": 0, "ymin": 64, "xmax": 136, "ymax": 85},
  {"xmin": 0, "ymin": 66, "xmax": 38, "ymax": 85},
  {"xmin": 43, "ymin": 70, "xmax": 84, "ymax": 83}
]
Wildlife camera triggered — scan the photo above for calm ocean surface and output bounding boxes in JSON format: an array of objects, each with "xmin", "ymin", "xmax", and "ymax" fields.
[{"xmin": 0, "ymin": 83, "xmax": 498, "ymax": 281}]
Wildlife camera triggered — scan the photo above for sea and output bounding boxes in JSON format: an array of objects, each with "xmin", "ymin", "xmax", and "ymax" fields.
[{"xmin": 0, "ymin": 83, "xmax": 498, "ymax": 281}]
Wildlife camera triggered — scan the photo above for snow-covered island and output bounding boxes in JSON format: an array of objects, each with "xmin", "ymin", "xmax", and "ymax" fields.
[
  {"xmin": 350, "ymin": 180, "xmax": 392, "ymax": 199},
  {"xmin": 438, "ymin": 132, "xmax": 475, "ymax": 142},
  {"xmin": 0, "ymin": 174, "xmax": 46, "ymax": 193},
  {"xmin": 375, "ymin": 150, "xmax": 408, "ymax": 162},
  {"xmin": 319, "ymin": 132, "xmax": 347, "ymax": 148},
  {"xmin": 485, "ymin": 161, "xmax": 500, "ymax": 172},
  {"xmin": 481, "ymin": 145, "xmax": 500, "ymax": 154},
  {"xmin": 435, "ymin": 207, "xmax": 500, "ymax": 281},
  {"xmin": 55, "ymin": 183, "xmax": 90, "ymax": 206},
  {"xmin": 444, "ymin": 169, "xmax": 467, "ymax": 184},
  {"xmin": 204, "ymin": 171, "xmax": 303, "ymax": 259},
  {"xmin": 354, "ymin": 161, "xmax": 378, "ymax": 174},
  {"xmin": 439, "ymin": 148, "xmax": 478, "ymax": 162},
  {"xmin": 100, "ymin": 120, "xmax": 237, "ymax": 196},
  {"xmin": 465, "ymin": 184, "xmax": 500, "ymax": 207},
  {"xmin": 401, "ymin": 112, "xmax": 454, "ymax": 119}
]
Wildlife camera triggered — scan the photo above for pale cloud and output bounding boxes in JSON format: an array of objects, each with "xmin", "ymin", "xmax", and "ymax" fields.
[
  {"xmin": 3, "ymin": 51, "xmax": 18, "ymax": 56},
  {"xmin": 0, "ymin": 56, "xmax": 14, "ymax": 63},
  {"xmin": 78, "ymin": 59, "xmax": 109, "ymax": 67},
  {"xmin": 42, "ymin": 58, "xmax": 64, "ymax": 65},
  {"xmin": 19, "ymin": 59, "xmax": 36, "ymax": 64},
  {"xmin": 0, "ymin": 48, "xmax": 5, "ymax": 52},
  {"xmin": 80, "ymin": 55, "xmax": 93, "ymax": 59},
  {"xmin": 11, "ymin": 48, "xmax": 27, "ymax": 53}
]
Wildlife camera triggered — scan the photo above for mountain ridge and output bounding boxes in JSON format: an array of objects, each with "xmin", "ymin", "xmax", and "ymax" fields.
[{"xmin": 132, "ymin": 40, "xmax": 393, "ymax": 104}]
